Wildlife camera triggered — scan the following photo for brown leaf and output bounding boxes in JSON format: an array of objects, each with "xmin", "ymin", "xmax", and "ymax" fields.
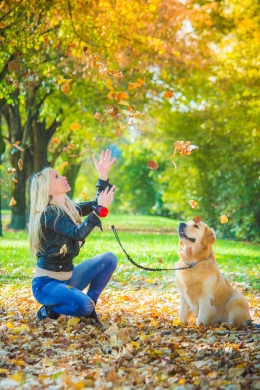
[
  {"xmin": 189, "ymin": 200, "xmax": 198, "ymax": 209},
  {"xmin": 147, "ymin": 160, "xmax": 159, "ymax": 170},
  {"xmin": 106, "ymin": 370, "xmax": 119, "ymax": 383},
  {"xmin": 18, "ymin": 159, "xmax": 23, "ymax": 171},
  {"xmin": 82, "ymin": 46, "xmax": 88, "ymax": 55},
  {"xmin": 61, "ymin": 82, "xmax": 70, "ymax": 94},
  {"xmin": 158, "ymin": 258, "xmax": 163, "ymax": 263},
  {"xmin": 193, "ymin": 216, "xmax": 203, "ymax": 224},
  {"xmin": 115, "ymin": 126, "xmax": 122, "ymax": 138},
  {"xmin": 0, "ymin": 178, "xmax": 8, "ymax": 187},
  {"xmin": 12, "ymin": 178, "xmax": 18, "ymax": 183},
  {"xmin": 174, "ymin": 141, "xmax": 199, "ymax": 156},
  {"xmin": 164, "ymin": 90, "xmax": 174, "ymax": 99},
  {"xmin": 109, "ymin": 70, "xmax": 123, "ymax": 77},
  {"xmin": 55, "ymin": 40, "xmax": 62, "ymax": 49},
  {"xmin": 51, "ymin": 137, "xmax": 61, "ymax": 144},
  {"xmin": 9, "ymin": 197, "xmax": 17, "ymax": 206},
  {"xmin": 94, "ymin": 112, "xmax": 101, "ymax": 119},
  {"xmin": 8, "ymin": 60, "xmax": 20, "ymax": 71}
]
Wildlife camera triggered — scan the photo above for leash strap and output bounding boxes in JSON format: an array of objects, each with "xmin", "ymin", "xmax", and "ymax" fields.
[{"xmin": 111, "ymin": 224, "xmax": 198, "ymax": 272}]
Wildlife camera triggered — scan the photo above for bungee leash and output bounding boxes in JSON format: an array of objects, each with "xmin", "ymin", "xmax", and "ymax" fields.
[{"xmin": 110, "ymin": 223, "xmax": 207, "ymax": 272}]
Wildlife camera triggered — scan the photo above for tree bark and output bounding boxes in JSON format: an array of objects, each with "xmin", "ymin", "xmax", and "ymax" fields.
[{"xmin": 63, "ymin": 163, "xmax": 81, "ymax": 198}]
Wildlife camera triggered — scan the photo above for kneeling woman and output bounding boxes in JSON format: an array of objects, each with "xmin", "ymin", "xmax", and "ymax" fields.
[{"xmin": 28, "ymin": 150, "xmax": 117, "ymax": 322}]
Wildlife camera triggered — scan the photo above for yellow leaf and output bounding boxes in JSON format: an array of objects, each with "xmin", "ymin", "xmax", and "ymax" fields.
[
  {"xmin": 42, "ymin": 358, "xmax": 54, "ymax": 366},
  {"xmin": 0, "ymin": 368, "xmax": 9, "ymax": 374},
  {"xmin": 220, "ymin": 214, "xmax": 229, "ymax": 224},
  {"xmin": 70, "ymin": 123, "xmax": 81, "ymax": 131},
  {"xmin": 149, "ymin": 350, "xmax": 163, "ymax": 358},
  {"xmin": 130, "ymin": 341, "xmax": 140, "ymax": 350},
  {"xmin": 189, "ymin": 199, "xmax": 198, "ymax": 209},
  {"xmin": 10, "ymin": 372, "xmax": 23, "ymax": 383},
  {"xmin": 172, "ymin": 319, "xmax": 181, "ymax": 326},
  {"xmin": 19, "ymin": 324, "xmax": 30, "ymax": 332},
  {"xmin": 67, "ymin": 317, "xmax": 80, "ymax": 327},
  {"xmin": 61, "ymin": 83, "xmax": 70, "ymax": 94},
  {"xmin": 9, "ymin": 197, "xmax": 17, "ymax": 206},
  {"xmin": 179, "ymin": 378, "xmax": 186, "ymax": 385},
  {"xmin": 104, "ymin": 78, "xmax": 114, "ymax": 90},
  {"xmin": 57, "ymin": 161, "xmax": 69, "ymax": 172}
]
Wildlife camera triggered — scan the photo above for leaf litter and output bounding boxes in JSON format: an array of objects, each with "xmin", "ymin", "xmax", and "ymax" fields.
[{"xmin": 0, "ymin": 276, "xmax": 259, "ymax": 389}]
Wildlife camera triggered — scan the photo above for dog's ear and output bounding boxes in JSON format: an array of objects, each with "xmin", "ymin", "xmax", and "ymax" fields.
[{"xmin": 201, "ymin": 226, "xmax": 216, "ymax": 247}]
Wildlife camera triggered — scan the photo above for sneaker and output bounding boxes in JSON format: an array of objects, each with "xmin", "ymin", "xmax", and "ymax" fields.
[{"xmin": 36, "ymin": 306, "xmax": 60, "ymax": 321}]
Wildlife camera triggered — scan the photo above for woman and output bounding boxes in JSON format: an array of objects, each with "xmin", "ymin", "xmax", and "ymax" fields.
[{"xmin": 29, "ymin": 150, "xmax": 118, "ymax": 323}]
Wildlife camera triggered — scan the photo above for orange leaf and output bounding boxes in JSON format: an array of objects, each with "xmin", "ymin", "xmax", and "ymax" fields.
[
  {"xmin": 158, "ymin": 258, "xmax": 163, "ymax": 263},
  {"xmin": 189, "ymin": 200, "xmax": 198, "ymax": 209},
  {"xmin": 57, "ymin": 162, "xmax": 69, "ymax": 172},
  {"xmin": 51, "ymin": 137, "xmax": 61, "ymax": 144},
  {"xmin": 115, "ymin": 126, "xmax": 122, "ymax": 138},
  {"xmin": 164, "ymin": 90, "xmax": 174, "ymax": 99},
  {"xmin": 94, "ymin": 112, "xmax": 101, "ymax": 119},
  {"xmin": 18, "ymin": 159, "xmax": 23, "ymax": 171},
  {"xmin": 43, "ymin": 35, "xmax": 49, "ymax": 44},
  {"xmin": 79, "ymin": 147, "xmax": 91, "ymax": 156},
  {"xmin": 193, "ymin": 216, "xmax": 203, "ymax": 224},
  {"xmin": 147, "ymin": 160, "xmax": 159, "ymax": 170},
  {"xmin": 61, "ymin": 83, "xmax": 70, "ymax": 94},
  {"xmin": 70, "ymin": 123, "xmax": 81, "ymax": 131},
  {"xmin": 136, "ymin": 78, "xmax": 145, "ymax": 87},
  {"xmin": 128, "ymin": 83, "xmax": 137, "ymax": 90},
  {"xmin": 12, "ymin": 178, "xmax": 18, "ymax": 183}
]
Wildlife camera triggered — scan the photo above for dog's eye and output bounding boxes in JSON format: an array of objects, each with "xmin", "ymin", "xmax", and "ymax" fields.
[{"xmin": 194, "ymin": 224, "xmax": 199, "ymax": 229}]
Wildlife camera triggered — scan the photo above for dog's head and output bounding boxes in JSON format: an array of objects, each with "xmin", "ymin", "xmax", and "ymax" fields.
[{"xmin": 178, "ymin": 220, "xmax": 216, "ymax": 260}]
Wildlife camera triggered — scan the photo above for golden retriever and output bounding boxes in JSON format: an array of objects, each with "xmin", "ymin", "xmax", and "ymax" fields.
[{"xmin": 175, "ymin": 219, "xmax": 251, "ymax": 327}]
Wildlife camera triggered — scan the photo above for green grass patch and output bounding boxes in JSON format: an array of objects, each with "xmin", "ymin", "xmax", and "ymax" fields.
[{"xmin": 0, "ymin": 214, "xmax": 259, "ymax": 290}]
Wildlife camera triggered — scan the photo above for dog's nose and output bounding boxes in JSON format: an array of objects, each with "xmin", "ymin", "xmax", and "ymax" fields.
[{"xmin": 179, "ymin": 223, "xmax": 186, "ymax": 230}]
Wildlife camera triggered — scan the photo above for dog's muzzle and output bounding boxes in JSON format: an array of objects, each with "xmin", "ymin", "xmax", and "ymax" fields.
[{"xmin": 178, "ymin": 223, "xmax": 196, "ymax": 243}]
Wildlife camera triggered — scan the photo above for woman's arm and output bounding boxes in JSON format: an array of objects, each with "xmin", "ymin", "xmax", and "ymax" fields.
[{"xmin": 42, "ymin": 209, "xmax": 102, "ymax": 241}]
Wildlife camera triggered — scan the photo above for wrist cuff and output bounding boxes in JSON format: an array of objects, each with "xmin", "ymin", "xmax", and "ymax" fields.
[{"xmin": 92, "ymin": 205, "xmax": 109, "ymax": 218}]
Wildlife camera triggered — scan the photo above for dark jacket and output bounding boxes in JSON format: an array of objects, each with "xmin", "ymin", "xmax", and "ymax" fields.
[{"xmin": 36, "ymin": 179, "xmax": 112, "ymax": 272}]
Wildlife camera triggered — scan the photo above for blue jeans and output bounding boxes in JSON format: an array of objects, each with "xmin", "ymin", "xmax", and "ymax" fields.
[{"xmin": 32, "ymin": 252, "xmax": 117, "ymax": 317}]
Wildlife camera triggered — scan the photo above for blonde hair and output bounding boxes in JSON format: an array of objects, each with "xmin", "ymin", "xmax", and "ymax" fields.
[{"xmin": 28, "ymin": 167, "xmax": 82, "ymax": 256}]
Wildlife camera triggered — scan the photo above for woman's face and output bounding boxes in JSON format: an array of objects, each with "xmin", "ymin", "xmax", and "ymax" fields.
[{"xmin": 49, "ymin": 169, "xmax": 71, "ymax": 197}]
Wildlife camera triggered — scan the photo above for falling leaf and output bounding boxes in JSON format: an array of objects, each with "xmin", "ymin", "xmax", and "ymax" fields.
[
  {"xmin": 61, "ymin": 83, "xmax": 70, "ymax": 94},
  {"xmin": 147, "ymin": 160, "xmax": 159, "ymax": 170},
  {"xmin": 128, "ymin": 83, "xmax": 137, "ymax": 90},
  {"xmin": 67, "ymin": 154, "xmax": 79, "ymax": 158},
  {"xmin": 104, "ymin": 78, "xmax": 114, "ymax": 90},
  {"xmin": 3, "ymin": 195, "xmax": 8, "ymax": 199},
  {"xmin": 9, "ymin": 197, "xmax": 17, "ymax": 206},
  {"xmin": 0, "ymin": 178, "xmax": 8, "ymax": 187},
  {"xmin": 106, "ymin": 105, "xmax": 118, "ymax": 117},
  {"xmin": 136, "ymin": 78, "xmax": 145, "ymax": 87},
  {"xmin": 158, "ymin": 258, "xmax": 163, "ymax": 263},
  {"xmin": 115, "ymin": 126, "xmax": 122, "ymax": 138},
  {"xmin": 60, "ymin": 244, "xmax": 67, "ymax": 257},
  {"xmin": 94, "ymin": 112, "xmax": 101, "ymax": 119},
  {"xmin": 8, "ymin": 60, "xmax": 20, "ymax": 71},
  {"xmin": 220, "ymin": 214, "xmax": 229, "ymax": 224},
  {"xmin": 80, "ymin": 192, "xmax": 89, "ymax": 200},
  {"xmin": 172, "ymin": 160, "xmax": 178, "ymax": 170},
  {"xmin": 164, "ymin": 90, "xmax": 174, "ymax": 99},
  {"xmin": 51, "ymin": 137, "xmax": 61, "ymax": 144},
  {"xmin": 79, "ymin": 147, "xmax": 91, "ymax": 156},
  {"xmin": 70, "ymin": 123, "xmax": 81, "ymax": 131},
  {"xmin": 189, "ymin": 200, "xmax": 198, "ymax": 209},
  {"xmin": 12, "ymin": 178, "xmax": 18, "ymax": 183},
  {"xmin": 57, "ymin": 162, "xmax": 69, "ymax": 172},
  {"xmin": 18, "ymin": 159, "xmax": 23, "ymax": 171},
  {"xmin": 12, "ymin": 141, "xmax": 24, "ymax": 152},
  {"xmin": 193, "ymin": 216, "xmax": 203, "ymax": 224},
  {"xmin": 174, "ymin": 141, "xmax": 199, "ymax": 156},
  {"xmin": 99, "ymin": 118, "xmax": 105, "ymax": 125},
  {"xmin": 108, "ymin": 70, "xmax": 123, "ymax": 77},
  {"xmin": 6, "ymin": 167, "xmax": 16, "ymax": 174}
]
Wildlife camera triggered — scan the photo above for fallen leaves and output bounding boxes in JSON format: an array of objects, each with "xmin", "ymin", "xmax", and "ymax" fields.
[{"xmin": 8, "ymin": 60, "xmax": 20, "ymax": 71}]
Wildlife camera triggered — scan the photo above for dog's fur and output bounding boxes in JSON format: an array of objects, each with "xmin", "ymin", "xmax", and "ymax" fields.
[{"xmin": 175, "ymin": 220, "xmax": 251, "ymax": 326}]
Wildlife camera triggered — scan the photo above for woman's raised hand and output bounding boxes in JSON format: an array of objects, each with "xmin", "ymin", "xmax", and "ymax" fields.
[
  {"xmin": 93, "ymin": 149, "xmax": 117, "ymax": 175},
  {"xmin": 98, "ymin": 185, "xmax": 116, "ymax": 208}
]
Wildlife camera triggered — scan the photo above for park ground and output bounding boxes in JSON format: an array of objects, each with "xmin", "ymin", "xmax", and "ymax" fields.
[{"xmin": 0, "ymin": 215, "xmax": 259, "ymax": 389}]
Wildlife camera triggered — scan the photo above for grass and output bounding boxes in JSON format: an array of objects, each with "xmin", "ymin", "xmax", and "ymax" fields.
[{"xmin": 0, "ymin": 214, "xmax": 259, "ymax": 290}]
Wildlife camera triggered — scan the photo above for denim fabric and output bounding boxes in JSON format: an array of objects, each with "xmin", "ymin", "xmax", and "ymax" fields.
[{"xmin": 32, "ymin": 252, "xmax": 117, "ymax": 317}]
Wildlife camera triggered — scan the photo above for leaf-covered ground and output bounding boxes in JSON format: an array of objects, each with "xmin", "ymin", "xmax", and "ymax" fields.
[{"xmin": 0, "ymin": 216, "xmax": 260, "ymax": 389}]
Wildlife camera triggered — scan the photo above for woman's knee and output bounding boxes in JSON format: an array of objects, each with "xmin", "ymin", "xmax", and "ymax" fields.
[{"xmin": 104, "ymin": 251, "xmax": 118, "ymax": 269}]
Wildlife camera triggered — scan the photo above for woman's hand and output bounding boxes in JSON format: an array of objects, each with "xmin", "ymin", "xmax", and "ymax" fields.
[
  {"xmin": 93, "ymin": 149, "xmax": 116, "ymax": 180},
  {"xmin": 98, "ymin": 185, "xmax": 116, "ymax": 208}
]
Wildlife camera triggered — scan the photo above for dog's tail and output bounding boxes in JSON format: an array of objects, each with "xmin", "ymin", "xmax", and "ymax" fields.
[{"xmin": 225, "ymin": 292, "xmax": 251, "ymax": 326}]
